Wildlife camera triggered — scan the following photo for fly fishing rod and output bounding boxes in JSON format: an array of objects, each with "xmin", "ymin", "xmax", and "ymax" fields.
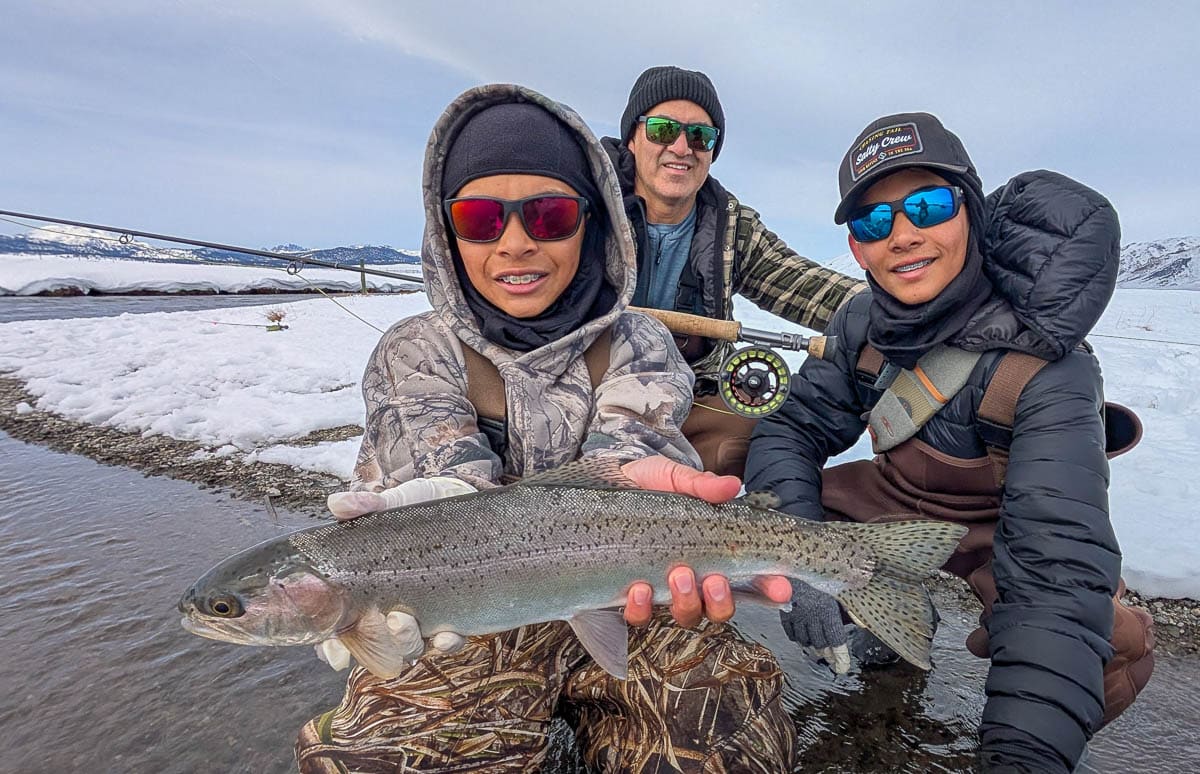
[
  {"xmin": 0, "ymin": 209, "xmax": 425, "ymax": 284},
  {"xmin": 2, "ymin": 208, "xmax": 836, "ymax": 416}
]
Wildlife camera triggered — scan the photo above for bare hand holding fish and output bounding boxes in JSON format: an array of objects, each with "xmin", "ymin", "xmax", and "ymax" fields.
[
  {"xmin": 179, "ymin": 457, "xmax": 966, "ymax": 678},
  {"xmin": 617, "ymin": 455, "xmax": 792, "ymax": 628}
]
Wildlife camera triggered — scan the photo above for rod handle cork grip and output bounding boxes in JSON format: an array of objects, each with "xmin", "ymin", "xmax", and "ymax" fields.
[{"xmin": 629, "ymin": 307, "xmax": 742, "ymax": 342}]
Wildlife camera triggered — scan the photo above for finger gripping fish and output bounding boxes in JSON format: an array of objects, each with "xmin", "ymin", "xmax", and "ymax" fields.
[{"xmin": 179, "ymin": 458, "xmax": 966, "ymax": 678}]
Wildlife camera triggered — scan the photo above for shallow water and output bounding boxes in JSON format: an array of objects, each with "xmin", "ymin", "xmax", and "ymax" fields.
[
  {"xmin": 2, "ymin": 430, "xmax": 1194, "ymax": 773},
  {"xmin": 0, "ymin": 295, "xmax": 1195, "ymax": 772},
  {"xmin": 0, "ymin": 430, "xmax": 346, "ymax": 773}
]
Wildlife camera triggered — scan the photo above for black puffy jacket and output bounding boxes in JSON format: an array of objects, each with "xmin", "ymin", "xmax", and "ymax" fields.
[{"xmin": 745, "ymin": 170, "xmax": 1122, "ymax": 772}]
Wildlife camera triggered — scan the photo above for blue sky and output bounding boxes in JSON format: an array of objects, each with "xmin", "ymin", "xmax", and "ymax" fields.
[{"xmin": 1, "ymin": 1, "xmax": 1195, "ymax": 261}]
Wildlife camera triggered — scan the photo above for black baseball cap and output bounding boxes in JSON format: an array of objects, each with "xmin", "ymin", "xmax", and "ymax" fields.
[{"xmin": 834, "ymin": 112, "xmax": 976, "ymax": 224}]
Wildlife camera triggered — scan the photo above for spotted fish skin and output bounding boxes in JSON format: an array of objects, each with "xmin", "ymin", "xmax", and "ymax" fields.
[{"xmin": 180, "ymin": 458, "xmax": 966, "ymax": 676}]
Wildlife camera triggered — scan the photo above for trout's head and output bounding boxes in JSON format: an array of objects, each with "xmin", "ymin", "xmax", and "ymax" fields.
[{"xmin": 178, "ymin": 538, "xmax": 347, "ymax": 647}]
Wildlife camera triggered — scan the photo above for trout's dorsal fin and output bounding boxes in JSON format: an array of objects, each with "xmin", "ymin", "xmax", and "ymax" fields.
[
  {"xmin": 734, "ymin": 491, "xmax": 781, "ymax": 510},
  {"xmin": 518, "ymin": 458, "xmax": 639, "ymax": 491},
  {"xmin": 567, "ymin": 608, "xmax": 629, "ymax": 679}
]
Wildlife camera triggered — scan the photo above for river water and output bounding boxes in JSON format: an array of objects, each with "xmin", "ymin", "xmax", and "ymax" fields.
[{"xmin": 0, "ymin": 295, "xmax": 1194, "ymax": 772}]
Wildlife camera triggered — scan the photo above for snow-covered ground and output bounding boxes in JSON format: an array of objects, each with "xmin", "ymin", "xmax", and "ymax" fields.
[{"xmin": 0, "ymin": 258, "xmax": 1196, "ymax": 599}]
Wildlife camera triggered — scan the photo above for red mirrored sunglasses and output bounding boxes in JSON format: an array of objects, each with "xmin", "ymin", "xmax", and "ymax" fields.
[{"xmin": 443, "ymin": 195, "xmax": 589, "ymax": 243}]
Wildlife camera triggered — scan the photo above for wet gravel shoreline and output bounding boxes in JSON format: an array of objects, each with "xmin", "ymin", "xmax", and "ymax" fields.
[{"xmin": 2, "ymin": 374, "xmax": 1197, "ymax": 656}]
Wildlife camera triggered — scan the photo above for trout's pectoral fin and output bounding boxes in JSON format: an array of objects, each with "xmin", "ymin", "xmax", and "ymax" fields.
[
  {"xmin": 568, "ymin": 609, "xmax": 629, "ymax": 680},
  {"xmin": 337, "ymin": 609, "xmax": 424, "ymax": 679}
]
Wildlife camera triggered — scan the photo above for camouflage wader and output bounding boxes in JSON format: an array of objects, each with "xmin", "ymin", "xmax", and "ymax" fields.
[
  {"xmin": 296, "ymin": 612, "xmax": 795, "ymax": 773},
  {"xmin": 820, "ymin": 438, "xmax": 1155, "ymax": 727}
]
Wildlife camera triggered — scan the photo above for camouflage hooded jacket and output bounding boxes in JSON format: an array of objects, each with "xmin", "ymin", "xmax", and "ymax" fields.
[{"xmin": 349, "ymin": 85, "xmax": 701, "ymax": 492}]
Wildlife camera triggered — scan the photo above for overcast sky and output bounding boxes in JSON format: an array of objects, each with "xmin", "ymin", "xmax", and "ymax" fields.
[{"xmin": 1, "ymin": 1, "xmax": 1195, "ymax": 261}]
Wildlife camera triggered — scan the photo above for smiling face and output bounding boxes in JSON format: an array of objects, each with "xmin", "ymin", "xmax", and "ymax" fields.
[
  {"xmin": 451, "ymin": 174, "xmax": 587, "ymax": 318},
  {"xmin": 626, "ymin": 99, "xmax": 714, "ymax": 224},
  {"xmin": 848, "ymin": 168, "xmax": 969, "ymax": 305}
]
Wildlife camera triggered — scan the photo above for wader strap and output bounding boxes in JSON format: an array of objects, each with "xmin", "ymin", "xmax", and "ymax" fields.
[
  {"xmin": 854, "ymin": 343, "xmax": 902, "ymax": 391},
  {"xmin": 583, "ymin": 329, "xmax": 614, "ymax": 389},
  {"xmin": 855, "ymin": 344, "xmax": 886, "ymax": 385},
  {"xmin": 462, "ymin": 330, "xmax": 613, "ymax": 452},
  {"xmin": 868, "ymin": 345, "xmax": 982, "ymax": 453},
  {"xmin": 977, "ymin": 352, "xmax": 1048, "ymax": 487}
]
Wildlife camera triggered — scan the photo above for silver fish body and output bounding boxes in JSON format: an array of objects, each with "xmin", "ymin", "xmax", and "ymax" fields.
[{"xmin": 180, "ymin": 459, "xmax": 966, "ymax": 678}]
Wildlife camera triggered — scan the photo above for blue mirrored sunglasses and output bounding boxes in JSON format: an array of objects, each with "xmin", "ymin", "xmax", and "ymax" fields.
[{"xmin": 847, "ymin": 185, "xmax": 964, "ymax": 243}]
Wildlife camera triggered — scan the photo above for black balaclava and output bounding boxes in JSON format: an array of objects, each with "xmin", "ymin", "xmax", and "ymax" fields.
[
  {"xmin": 442, "ymin": 102, "xmax": 615, "ymax": 352},
  {"xmin": 864, "ymin": 170, "xmax": 994, "ymax": 370}
]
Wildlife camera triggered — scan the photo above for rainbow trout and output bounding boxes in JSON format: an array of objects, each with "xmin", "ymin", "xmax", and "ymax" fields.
[{"xmin": 179, "ymin": 459, "xmax": 965, "ymax": 678}]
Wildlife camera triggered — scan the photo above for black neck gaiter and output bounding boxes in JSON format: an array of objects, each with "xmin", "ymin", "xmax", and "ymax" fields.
[
  {"xmin": 454, "ymin": 224, "xmax": 617, "ymax": 352},
  {"xmin": 866, "ymin": 183, "xmax": 993, "ymax": 370}
]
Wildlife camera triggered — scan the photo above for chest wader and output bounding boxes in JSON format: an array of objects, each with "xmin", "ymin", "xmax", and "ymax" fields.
[
  {"xmin": 462, "ymin": 330, "xmax": 613, "ymax": 482},
  {"xmin": 668, "ymin": 216, "xmax": 762, "ymax": 479},
  {"xmin": 821, "ymin": 344, "xmax": 1154, "ymax": 727},
  {"xmin": 679, "ymin": 393, "xmax": 759, "ymax": 479}
]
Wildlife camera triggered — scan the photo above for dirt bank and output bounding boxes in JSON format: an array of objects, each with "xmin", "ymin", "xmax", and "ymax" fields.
[
  {"xmin": 0, "ymin": 376, "xmax": 345, "ymax": 516},
  {"xmin": 2, "ymin": 374, "xmax": 1196, "ymax": 656}
]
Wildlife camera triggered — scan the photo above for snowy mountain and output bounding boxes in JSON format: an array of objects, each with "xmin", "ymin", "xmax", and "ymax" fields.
[
  {"xmin": 820, "ymin": 237, "xmax": 1200, "ymax": 292},
  {"xmin": 0, "ymin": 227, "xmax": 421, "ymax": 269},
  {"xmin": 1116, "ymin": 237, "xmax": 1200, "ymax": 289}
]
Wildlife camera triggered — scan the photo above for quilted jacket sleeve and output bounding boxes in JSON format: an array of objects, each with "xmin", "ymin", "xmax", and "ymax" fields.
[
  {"xmin": 979, "ymin": 349, "xmax": 1120, "ymax": 772},
  {"xmin": 743, "ymin": 293, "xmax": 872, "ymax": 518}
]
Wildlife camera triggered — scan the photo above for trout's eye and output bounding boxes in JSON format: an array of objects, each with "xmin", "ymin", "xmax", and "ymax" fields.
[{"xmin": 206, "ymin": 594, "xmax": 244, "ymax": 618}]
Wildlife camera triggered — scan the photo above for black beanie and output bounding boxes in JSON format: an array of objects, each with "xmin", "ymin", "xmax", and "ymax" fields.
[
  {"xmin": 442, "ymin": 102, "xmax": 601, "ymax": 207},
  {"xmin": 620, "ymin": 66, "xmax": 725, "ymax": 160}
]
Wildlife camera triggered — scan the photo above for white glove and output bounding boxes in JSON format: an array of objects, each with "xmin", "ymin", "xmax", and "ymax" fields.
[
  {"xmin": 318, "ymin": 476, "xmax": 475, "ymax": 670},
  {"xmin": 315, "ymin": 612, "xmax": 468, "ymax": 671},
  {"xmin": 327, "ymin": 476, "xmax": 476, "ymax": 521}
]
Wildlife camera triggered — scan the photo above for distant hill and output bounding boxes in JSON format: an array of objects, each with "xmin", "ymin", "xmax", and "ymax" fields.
[
  {"xmin": 1116, "ymin": 237, "xmax": 1200, "ymax": 290},
  {"xmin": 820, "ymin": 236, "xmax": 1200, "ymax": 291},
  {"xmin": 0, "ymin": 227, "xmax": 421, "ymax": 270}
]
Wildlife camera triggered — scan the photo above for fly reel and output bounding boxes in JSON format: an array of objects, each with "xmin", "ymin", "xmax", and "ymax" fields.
[
  {"xmin": 625, "ymin": 306, "xmax": 835, "ymax": 419},
  {"xmin": 717, "ymin": 346, "xmax": 791, "ymax": 418}
]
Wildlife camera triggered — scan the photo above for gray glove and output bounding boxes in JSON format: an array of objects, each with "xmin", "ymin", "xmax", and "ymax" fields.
[{"xmin": 779, "ymin": 581, "xmax": 851, "ymax": 674}]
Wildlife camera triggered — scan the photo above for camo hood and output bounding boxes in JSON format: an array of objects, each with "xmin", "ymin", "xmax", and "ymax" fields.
[{"xmin": 420, "ymin": 84, "xmax": 637, "ymax": 373}]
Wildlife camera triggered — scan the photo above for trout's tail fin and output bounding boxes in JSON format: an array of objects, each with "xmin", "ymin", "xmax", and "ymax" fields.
[{"xmin": 830, "ymin": 520, "xmax": 967, "ymax": 670}]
